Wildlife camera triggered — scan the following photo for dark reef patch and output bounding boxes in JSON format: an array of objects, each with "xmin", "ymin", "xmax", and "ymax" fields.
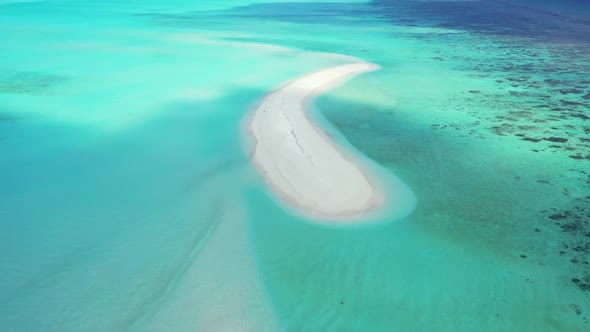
[
  {"xmin": 0, "ymin": 71, "xmax": 67, "ymax": 95},
  {"xmin": 522, "ymin": 137, "xmax": 541, "ymax": 142},
  {"xmin": 543, "ymin": 137, "xmax": 568, "ymax": 143},
  {"xmin": 567, "ymin": 154, "xmax": 590, "ymax": 161},
  {"xmin": 546, "ymin": 204, "xmax": 590, "ymax": 294},
  {"xmin": 558, "ymin": 88, "xmax": 584, "ymax": 95}
]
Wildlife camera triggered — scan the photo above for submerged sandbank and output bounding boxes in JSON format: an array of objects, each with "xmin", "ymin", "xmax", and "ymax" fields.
[{"xmin": 249, "ymin": 61, "xmax": 412, "ymax": 222}]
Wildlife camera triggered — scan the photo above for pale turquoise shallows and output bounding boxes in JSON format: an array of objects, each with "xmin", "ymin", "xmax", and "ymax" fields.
[{"xmin": 1, "ymin": 1, "xmax": 589, "ymax": 331}]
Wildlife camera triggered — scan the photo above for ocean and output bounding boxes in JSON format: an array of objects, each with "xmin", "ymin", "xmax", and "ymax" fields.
[{"xmin": 1, "ymin": 0, "xmax": 589, "ymax": 331}]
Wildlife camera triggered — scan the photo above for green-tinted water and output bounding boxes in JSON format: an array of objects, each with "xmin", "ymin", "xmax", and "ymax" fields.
[{"xmin": 1, "ymin": 0, "xmax": 588, "ymax": 331}]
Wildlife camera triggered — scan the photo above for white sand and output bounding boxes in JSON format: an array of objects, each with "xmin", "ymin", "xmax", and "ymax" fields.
[{"xmin": 250, "ymin": 62, "xmax": 385, "ymax": 220}]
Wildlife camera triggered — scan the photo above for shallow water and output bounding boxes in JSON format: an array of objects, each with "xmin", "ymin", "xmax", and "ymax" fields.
[{"xmin": 1, "ymin": 0, "xmax": 589, "ymax": 331}]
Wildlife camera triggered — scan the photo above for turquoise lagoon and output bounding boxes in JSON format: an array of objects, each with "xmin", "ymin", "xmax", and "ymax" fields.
[{"xmin": 1, "ymin": 0, "xmax": 589, "ymax": 331}]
